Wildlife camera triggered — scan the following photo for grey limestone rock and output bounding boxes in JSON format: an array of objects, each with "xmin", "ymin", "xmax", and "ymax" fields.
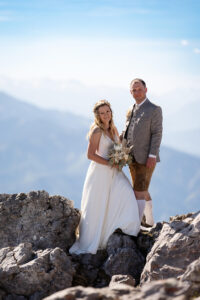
[
  {"xmin": 0, "ymin": 243, "xmax": 74, "ymax": 298},
  {"xmin": 180, "ymin": 256, "xmax": 200, "ymax": 298},
  {"xmin": 43, "ymin": 284, "xmax": 136, "ymax": 300},
  {"xmin": 70, "ymin": 250, "xmax": 110, "ymax": 288},
  {"xmin": 140, "ymin": 211, "xmax": 200, "ymax": 284},
  {"xmin": 109, "ymin": 274, "xmax": 136, "ymax": 287},
  {"xmin": 43, "ymin": 278, "xmax": 192, "ymax": 300},
  {"xmin": 104, "ymin": 233, "xmax": 145, "ymax": 285},
  {"xmin": 0, "ymin": 190, "xmax": 80, "ymax": 251}
]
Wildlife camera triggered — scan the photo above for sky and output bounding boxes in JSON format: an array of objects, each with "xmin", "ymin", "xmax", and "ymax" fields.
[{"xmin": 0, "ymin": 0, "xmax": 200, "ymax": 131}]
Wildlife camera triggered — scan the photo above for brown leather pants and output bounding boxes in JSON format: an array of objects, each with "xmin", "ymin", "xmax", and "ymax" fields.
[{"xmin": 129, "ymin": 161, "xmax": 155, "ymax": 200}]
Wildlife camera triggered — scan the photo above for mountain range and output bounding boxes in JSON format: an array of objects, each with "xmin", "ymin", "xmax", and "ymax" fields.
[{"xmin": 0, "ymin": 91, "xmax": 199, "ymax": 222}]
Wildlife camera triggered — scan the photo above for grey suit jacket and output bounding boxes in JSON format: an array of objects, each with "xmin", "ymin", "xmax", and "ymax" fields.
[{"xmin": 123, "ymin": 99, "xmax": 163, "ymax": 164}]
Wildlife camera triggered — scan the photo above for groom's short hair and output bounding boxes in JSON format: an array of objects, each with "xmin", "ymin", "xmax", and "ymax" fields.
[{"xmin": 130, "ymin": 78, "xmax": 146, "ymax": 88}]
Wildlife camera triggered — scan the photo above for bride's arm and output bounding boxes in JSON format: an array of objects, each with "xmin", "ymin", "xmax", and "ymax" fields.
[{"xmin": 87, "ymin": 128, "xmax": 109, "ymax": 166}]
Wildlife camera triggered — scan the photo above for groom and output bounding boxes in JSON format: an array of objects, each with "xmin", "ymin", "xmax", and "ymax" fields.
[{"xmin": 122, "ymin": 78, "xmax": 163, "ymax": 226}]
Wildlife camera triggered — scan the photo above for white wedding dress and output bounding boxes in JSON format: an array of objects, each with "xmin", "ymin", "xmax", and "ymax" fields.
[{"xmin": 69, "ymin": 133, "xmax": 140, "ymax": 255}]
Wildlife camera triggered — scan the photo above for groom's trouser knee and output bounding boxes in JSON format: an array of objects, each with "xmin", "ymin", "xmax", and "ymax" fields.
[{"xmin": 129, "ymin": 161, "xmax": 155, "ymax": 201}]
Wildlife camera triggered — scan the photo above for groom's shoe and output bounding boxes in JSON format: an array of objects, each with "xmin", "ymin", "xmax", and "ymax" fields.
[{"xmin": 143, "ymin": 200, "xmax": 154, "ymax": 227}]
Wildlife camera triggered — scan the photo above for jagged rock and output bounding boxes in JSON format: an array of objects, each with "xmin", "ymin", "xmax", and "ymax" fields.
[
  {"xmin": 136, "ymin": 222, "xmax": 163, "ymax": 256},
  {"xmin": 69, "ymin": 229, "xmax": 157, "ymax": 289},
  {"xmin": 180, "ymin": 256, "xmax": 200, "ymax": 298},
  {"xmin": 180, "ymin": 256, "xmax": 200, "ymax": 282},
  {"xmin": 0, "ymin": 289, "xmax": 6, "ymax": 300},
  {"xmin": 43, "ymin": 284, "xmax": 136, "ymax": 300},
  {"xmin": 140, "ymin": 211, "xmax": 200, "ymax": 283},
  {"xmin": 136, "ymin": 278, "xmax": 191, "ymax": 300},
  {"xmin": 0, "ymin": 190, "xmax": 80, "ymax": 250},
  {"xmin": 4, "ymin": 296, "xmax": 26, "ymax": 300},
  {"xmin": 104, "ymin": 233, "xmax": 145, "ymax": 285},
  {"xmin": 0, "ymin": 243, "xmax": 74, "ymax": 298},
  {"xmin": 109, "ymin": 274, "xmax": 136, "ymax": 287},
  {"xmin": 43, "ymin": 278, "xmax": 192, "ymax": 299},
  {"xmin": 70, "ymin": 250, "xmax": 110, "ymax": 287},
  {"xmin": 1, "ymin": 190, "xmax": 199, "ymax": 299}
]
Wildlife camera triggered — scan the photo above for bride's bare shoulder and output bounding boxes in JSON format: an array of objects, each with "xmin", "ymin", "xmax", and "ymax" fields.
[{"xmin": 92, "ymin": 126, "xmax": 102, "ymax": 135}]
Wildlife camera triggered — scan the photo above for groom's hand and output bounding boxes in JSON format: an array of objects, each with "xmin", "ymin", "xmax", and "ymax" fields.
[
  {"xmin": 146, "ymin": 157, "xmax": 156, "ymax": 168},
  {"xmin": 119, "ymin": 133, "xmax": 123, "ymax": 142}
]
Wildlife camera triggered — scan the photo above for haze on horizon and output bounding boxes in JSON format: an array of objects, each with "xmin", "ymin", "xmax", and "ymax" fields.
[{"xmin": 0, "ymin": 0, "xmax": 200, "ymax": 131}]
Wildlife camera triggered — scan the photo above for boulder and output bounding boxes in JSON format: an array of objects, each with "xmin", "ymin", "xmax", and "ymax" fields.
[
  {"xmin": 69, "ymin": 227, "xmax": 162, "ymax": 288},
  {"xmin": 104, "ymin": 232, "xmax": 145, "ymax": 285},
  {"xmin": 109, "ymin": 274, "xmax": 136, "ymax": 287},
  {"xmin": 180, "ymin": 256, "xmax": 200, "ymax": 298},
  {"xmin": 43, "ymin": 278, "xmax": 192, "ymax": 300},
  {"xmin": 0, "ymin": 243, "xmax": 74, "ymax": 298},
  {"xmin": 0, "ymin": 191, "xmax": 80, "ymax": 250},
  {"xmin": 140, "ymin": 211, "xmax": 200, "ymax": 283},
  {"xmin": 70, "ymin": 250, "xmax": 110, "ymax": 287},
  {"xmin": 43, "ymin": 284, "xmax": 136, "ymax": 300}
]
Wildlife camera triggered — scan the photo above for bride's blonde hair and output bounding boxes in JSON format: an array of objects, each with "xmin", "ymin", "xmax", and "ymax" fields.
[{"xmin": 88, "ymin": 100, "xmax": 115, "ymax": 140}]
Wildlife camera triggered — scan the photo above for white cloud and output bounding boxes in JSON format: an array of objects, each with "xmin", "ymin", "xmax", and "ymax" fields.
[
  {"xmin": 194, "ymin": 48, "xmax": 200, "ymax": 54},
  {"xmin": 181, "ymin": 39, "xmax": 189, "ymax": 46}
]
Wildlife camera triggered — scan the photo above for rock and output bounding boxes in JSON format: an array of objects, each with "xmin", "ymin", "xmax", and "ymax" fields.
[
  {"xmin": 109, "ymin": 274, "xmax": 136, "ymax": 287},
  {"xmin": 0, "ymin": 243, "xmax": 74, "ymax": 298},
  {"xmin": 137, "ymin": 278, "xmax": 191, "ymax": 300},
  {"xmin": 43, "ymin": 278, "xmax": 192, "ymax": 300},
  {"xmin": 0, "ymin": 190, "xmax": 199, "ymax": 299},
  {"xmin": 43, "ymin": 284, "xmax": 136, "ymax": 300},
  {"xmin": 140, "ymin": 211, "xmax": 200, "ymax": 283},
  {"xmin": 104, "ymin": 233, "xmax": 145, "ymax": 285},
  {"xmin": 69, "ymin": 229, "xmax": 156, "ymax": 288},
  {"xmin": 0, "ymin": 289, "xmax": 6, "ymax": 300},
  {"xmin": 0, "ymin": 190, "xmax": 80, "ymax": 250},
  {"xmin": 70, "ymin": 230, "xmax": 157, "ymax": 289},
  {"xmin": 4, "ymin": 296, "xmax": 26, "ymax": 300},
  {"xmin": 180, "ymin": 256, "xmax": 200, "ymax": 283},
  {"xmin": 137, "ymin": 222, "xmax": 163, "ymax": 256},
  {"xmin": 70, "ymin": 250, "xmax": 110, "ymax": 287},
  {"xmin": 180, "ymin": 257, "xmax": 200, "ymax": 298}
]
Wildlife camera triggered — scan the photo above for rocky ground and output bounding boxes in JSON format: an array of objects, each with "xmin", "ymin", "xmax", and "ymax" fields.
[{"xmin": 0, "ymin": 191, "xmax": 199, "ymax": 299}]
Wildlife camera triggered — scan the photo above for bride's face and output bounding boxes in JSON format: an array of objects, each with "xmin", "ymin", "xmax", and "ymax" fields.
[{"xmin": 98, "ymin": 105, "xmax": 112, "ymax": 125}]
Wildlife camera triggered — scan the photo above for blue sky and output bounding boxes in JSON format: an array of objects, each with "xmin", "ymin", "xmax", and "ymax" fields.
[
  {"xmin": 0, "ymin": 0, "xmax": 200, "ymax": 125},
  {"xmin": 1, "ymin": 0, "xmax": 200, "ymax": 39}
]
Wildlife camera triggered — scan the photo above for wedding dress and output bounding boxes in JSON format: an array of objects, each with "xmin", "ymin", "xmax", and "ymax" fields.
[{"xmin": 69, "ymin": 133, "xmax": 140, "ymax": 255}]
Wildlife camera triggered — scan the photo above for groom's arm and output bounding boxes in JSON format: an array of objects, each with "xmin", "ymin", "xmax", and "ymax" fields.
[{"xmin": 149, "ymin": 106, "xmax": 163, "ymax": 156}]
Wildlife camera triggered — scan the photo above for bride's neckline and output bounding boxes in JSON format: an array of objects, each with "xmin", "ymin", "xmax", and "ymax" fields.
[{"xmin": 103, "ymin": 133, "xmax": 115, "ymax": 143}]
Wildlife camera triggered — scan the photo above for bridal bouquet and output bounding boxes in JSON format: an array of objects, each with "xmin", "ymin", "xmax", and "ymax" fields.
[{"xmin": 108, "ymin": 142, "xmax": 133, "ymax": 171}]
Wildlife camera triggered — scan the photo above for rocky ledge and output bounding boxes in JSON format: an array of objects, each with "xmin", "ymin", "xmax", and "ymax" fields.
[{"xmin": 0, "ymin": 191, "xmax": 199, "ymax": 300}]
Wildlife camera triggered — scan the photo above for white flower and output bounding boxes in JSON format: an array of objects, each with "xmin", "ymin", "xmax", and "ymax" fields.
[
  {"xmin": 114, "ymin": 144, "xmax": 122, "ymax": 151},
  {"xmin": 108, "ymin": 142, "xmax": 133, "ymax": 171},
  {"xmin": 124, "ymin": 154, "xmax": 129, "ymax": 160}
]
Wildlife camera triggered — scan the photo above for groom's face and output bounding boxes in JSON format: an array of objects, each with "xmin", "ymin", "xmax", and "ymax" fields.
[{"xmin": 130, "ymin": 81, "xmax": 147, "ymax": 103}]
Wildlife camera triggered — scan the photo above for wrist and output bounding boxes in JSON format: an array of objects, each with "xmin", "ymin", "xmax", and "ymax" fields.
[{"xmin": 149, "ymin": 154, "xmax": 156, "ymax": 158}]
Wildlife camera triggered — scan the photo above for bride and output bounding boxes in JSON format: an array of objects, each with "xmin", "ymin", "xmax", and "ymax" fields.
[{"xmin": 69, "ymin": 100, "xmax": 140, "ymax": 255}]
